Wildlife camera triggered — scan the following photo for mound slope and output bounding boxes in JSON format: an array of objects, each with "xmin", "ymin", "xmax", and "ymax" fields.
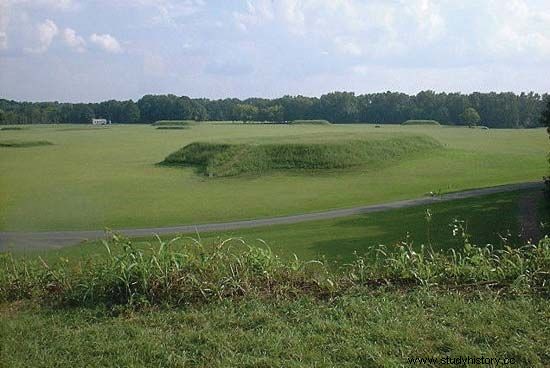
[{"xmin": 161, "ymin": 135, "xmax": 442, "ymax": 177}]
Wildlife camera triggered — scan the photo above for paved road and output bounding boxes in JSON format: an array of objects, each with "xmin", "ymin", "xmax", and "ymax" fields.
[{"xmin": 0, "ymin": 181, "xmax": 543, "ymax": 251}]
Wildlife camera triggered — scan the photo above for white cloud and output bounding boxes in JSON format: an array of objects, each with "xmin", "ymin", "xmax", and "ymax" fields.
[
  {"xmin": 232, "ymin": 0, "xmax": 445, "ymax": 57},
  {"xmin": 143, "ymin": 52, "xmax": 166, "ymax": 76},
  {"xmin": 484, "ymin": 0, "xmax": 550, "ymax": 59},
  {"xmin": 90, "ymin": 33, "xmax": 122, "ymax": 53},
  {"xmin": 62, "ymin": 27, "xmax": 85, "ymax": 52},
  {"xmin": 333, "ymin": 37, "xmax": 362, "ymax": 56},
  {"xmin": 122, "ymin": 0, "xmax": 205, "ymax": 26},
  {"xmin": 0, "ymin": 0, "xmax": 9, "ymax": 49},
  {"xmin": 25, "ymin": 19, "xmax": 58, "ymax": 53}
]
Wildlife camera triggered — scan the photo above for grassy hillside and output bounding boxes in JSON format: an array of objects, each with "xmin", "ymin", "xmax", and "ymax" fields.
[
  {"xmin": 0, "ymin": 124, "xmax": 545, "ymax": 231},
  {"xmin": 161, "ymin": 136, "xmax": 441, "ymax": 177}
]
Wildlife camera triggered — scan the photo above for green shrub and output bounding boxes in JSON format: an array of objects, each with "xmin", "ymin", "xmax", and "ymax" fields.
[
  {"xmin": 402, "ymin": 120, "xmax": 441, "ymax": 126},
  {"xmin": 290, "ymin": 119, "xmax": 331, "ymax": 125},
  {"xmin": 0, "ymin": 140, "xmax": 53, "ymax": 148},
  {"xmin": 161, "ymin": 136, "xmax": 442, "ymax": 177}
]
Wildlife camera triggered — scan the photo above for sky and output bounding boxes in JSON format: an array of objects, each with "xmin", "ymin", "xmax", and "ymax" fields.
[{"xmin": 0, "ymin": 0, "xmax": 549, "ymax": 102}]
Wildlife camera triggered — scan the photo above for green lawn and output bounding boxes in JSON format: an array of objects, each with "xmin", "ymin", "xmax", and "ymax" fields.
[
  {"xmin": 2, "ymin": 292, "xmax": 548, "ymax": 367},
  {"xmin": 0, "ymin": 124, "xmax": 545, "ymax": 232},
  {"xmin": 19, "ymin": 189, "xmax": 543, "ymax": 264}
]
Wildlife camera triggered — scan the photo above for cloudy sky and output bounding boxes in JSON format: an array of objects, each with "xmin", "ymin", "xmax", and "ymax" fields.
[{"xmin": 1, "ymin": 0, "xmax": 549, "ymax": 102}]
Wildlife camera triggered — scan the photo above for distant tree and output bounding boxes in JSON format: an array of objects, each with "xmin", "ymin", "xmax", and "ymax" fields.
[
  {"xmin": 233, "ymin": 104, "xmax": 259, "ymax": 123},
  {"xmin": 262, "ymin": 105, "xmax": 284, "ymax": 122},
  {"xmin": 540, "ymin": 97, "xmax": 550, "ymax": 131},
  {"xmin": 119, "ymin": 101, "xmax": 140, "ymax": 123},
  {"xmin": 0, "ymin": 109, "xmax": 4, "ymax": 124},
  {"xmin": 541, "ymin": 97, "xmax": 550, "ymax": 200},
  {"xmin": 461, "ymin": 107, "xmax": 481, "ymax": 127}
]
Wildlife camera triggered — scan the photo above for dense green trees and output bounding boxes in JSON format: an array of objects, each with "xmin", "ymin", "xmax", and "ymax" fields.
[
  {"xmin": 540, "ymin": 97, "xmax": 550, "ymax": 129},
  {"xmin": 0, "ymin": 90, "xmax": 548, "ymax": 127},
  {"xmin": 461, "ymin": 107, "xmax": 481, "ymax": 127}
]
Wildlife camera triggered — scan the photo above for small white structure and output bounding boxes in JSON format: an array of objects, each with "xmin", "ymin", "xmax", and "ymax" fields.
[{"xmin": 92, "ymin": 118, "xmax": 109, "ymax": 125}]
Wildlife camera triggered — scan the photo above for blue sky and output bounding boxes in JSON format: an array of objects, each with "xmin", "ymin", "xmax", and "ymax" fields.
[{"xmin": 1, "ymin": 0, "xmax": 549, "ymax": 102}]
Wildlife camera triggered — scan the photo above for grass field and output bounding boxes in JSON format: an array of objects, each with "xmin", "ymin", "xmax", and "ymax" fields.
[
  {"xmin": 2, "ymin": 291, "xmax": 548, "ymax": 367},
  {"xmin": 2, "ymin": 231, "xmax": 549, "ymax": 367},
  {"xmin": 0, "ymin": 124, "xmax": 546, "ymax": 231},
  {"xmin": 15, "ymin": 188, "xmax": 544, "ymax": 265}
]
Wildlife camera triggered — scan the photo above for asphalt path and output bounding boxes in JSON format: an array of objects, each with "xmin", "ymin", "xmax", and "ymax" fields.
[{"xmin": 0, "ymin": 181, "xmax": 543, "ymax": 251}]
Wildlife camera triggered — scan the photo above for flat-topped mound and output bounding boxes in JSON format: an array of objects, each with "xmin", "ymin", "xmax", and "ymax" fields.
[
  {"xmin": 152, "ymin": 120, "xmax": 197, "ymax": 127},
  {"xmin": 156, "ymin": 126, "xmax": 188, "ymax": 130},
  {"xmin": 0, "ymin": 140, "xmax": 53, "ymax": 148},
  {"xmin": 402, "ymin": 120, "xmax": 440, "ymax": 126},
  {"xmin": 0, "ymin": 127, "xmax": 27, "ymax": 131},
  {"xmin": 161, "ymin": 135, "xmax": 442, "ymax": 177},
  {"xmin": 290, "ymin": 119, "xmax": 331, "ymax": 125}
]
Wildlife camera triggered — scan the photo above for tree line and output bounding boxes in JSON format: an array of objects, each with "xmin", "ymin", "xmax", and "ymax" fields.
[{"xmin": 0, "ymin": 91, "xmax": 548, "ymax": 128}]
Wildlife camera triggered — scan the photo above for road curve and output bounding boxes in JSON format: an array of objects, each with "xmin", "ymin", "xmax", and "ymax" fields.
[{"xmin": 0, "ymin": 181, "xmax": 543, "ymax": 251}]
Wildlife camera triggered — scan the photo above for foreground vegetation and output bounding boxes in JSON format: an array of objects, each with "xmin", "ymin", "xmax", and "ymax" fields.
[
  {"xmin": 2, "ymin": 233, "xmax": 549, "ymax": 307},
  {"xmin": 0, "ymin": 124, "xmax": 545, "ymax": 231},
  {"xmin": 162, "ymin": 136, "xmax": 441, "ymax": 177},
  {"xmin": 1, "ymin": 233, "xmax": 549, "ymax": 367},
  {"xmin": 1, "ymin": 290, "xmax": 548, "ymax": 367}
]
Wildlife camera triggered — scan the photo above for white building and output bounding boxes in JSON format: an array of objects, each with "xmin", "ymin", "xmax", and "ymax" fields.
[{"xmin": 92, "ymin": 118, "xmax": 109, "ymax": 125}]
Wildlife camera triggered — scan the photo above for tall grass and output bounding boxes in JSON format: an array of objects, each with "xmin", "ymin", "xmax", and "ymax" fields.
[
  {"xmin": 1, "ymin": 231, "xmax": 548, "ymax": 308},
  {"xmin": 161, "ymin": 136, "xmax": 442, "ymax": 177}
]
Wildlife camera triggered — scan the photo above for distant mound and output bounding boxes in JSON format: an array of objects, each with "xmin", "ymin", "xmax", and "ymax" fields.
[
  {"xmin": 402, "ymin": 120, "xmax": 441, "ymax": 126},
  {"xmin": 0, "ymin": 140, "xmax": 53, "ymax": 148},
  {"xmin": 156, "ymin": 126, "xmax": 188, "ymax": 130},
  {"xmin": 152, "ymin": 120, "xmax": 197, "ymax": 127},
  {"xmin": 0, "ymin": 127, "xmax": 26, "ymax": 131},
  {"xmin": 290, "ymin": 119, "xmax": 332, "ymax": 125},
  {"xmin": 161, "ymin": 136, "xmax": 441, "ymax": 177}
]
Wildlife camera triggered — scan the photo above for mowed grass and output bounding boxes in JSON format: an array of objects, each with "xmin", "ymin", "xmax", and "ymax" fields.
[
  {"xmin": 18, "ymin": 189, "xmax": 540, "ymax": 264},
  {"xmin": 0, "ymin": 124, "xmax": 546, "ymax": 231}
]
